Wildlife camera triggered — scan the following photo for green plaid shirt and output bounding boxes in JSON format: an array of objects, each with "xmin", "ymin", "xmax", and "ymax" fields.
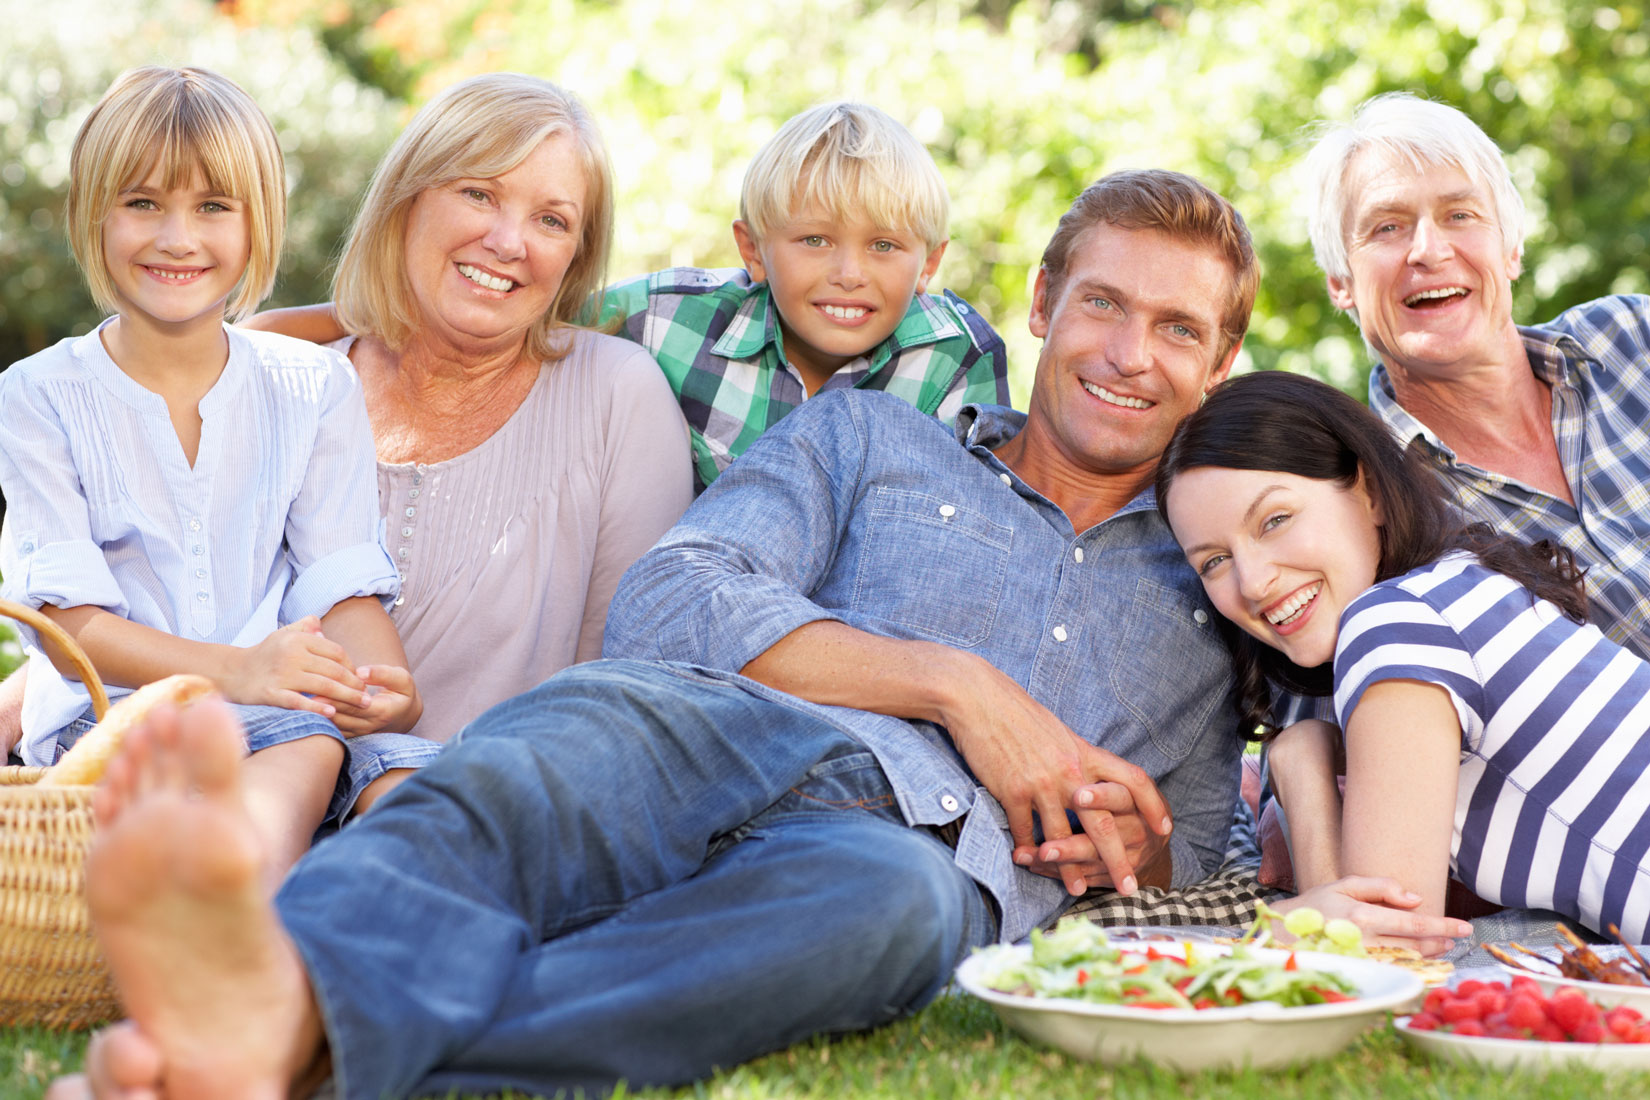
[
  {"xmin": 1369, "ymin": 295, "xmax": 1650, "ymax": 661},
  {"xmin": 601, "ymin": 267, "xmax": 1008, "ymax": 490}
]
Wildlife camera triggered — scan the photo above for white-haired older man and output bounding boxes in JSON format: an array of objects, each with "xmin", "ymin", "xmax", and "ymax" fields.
[{"xmin": 1304, "ymin": 92, "xmax": 1650, "ymax": 659}]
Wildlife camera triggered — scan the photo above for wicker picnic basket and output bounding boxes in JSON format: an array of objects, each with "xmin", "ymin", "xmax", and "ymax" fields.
[{"xmin": 0, "ymin": 597, "xmax": 121, "ymax": 1029}]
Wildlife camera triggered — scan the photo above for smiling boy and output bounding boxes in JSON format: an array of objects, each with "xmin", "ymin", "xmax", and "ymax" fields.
[{"xmin": 600, "ymin": 102, "xmax": 1008, "ymax": 490}]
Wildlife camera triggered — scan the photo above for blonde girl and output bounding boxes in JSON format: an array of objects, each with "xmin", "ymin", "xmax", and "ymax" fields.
[{"xmin": 0, "ymin": 66, "xmax": 422, "ymax": 878}]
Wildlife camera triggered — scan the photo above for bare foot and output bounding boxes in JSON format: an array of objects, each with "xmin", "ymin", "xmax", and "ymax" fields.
[{"xmin": 81, "ymin": 698, "xmax": 325, "ymax": 1100}]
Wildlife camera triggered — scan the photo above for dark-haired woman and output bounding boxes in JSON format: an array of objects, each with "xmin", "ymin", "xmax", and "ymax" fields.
[{"xmin": 1156, "ymin": 369, "xmax": 1650, "ymax": 942}]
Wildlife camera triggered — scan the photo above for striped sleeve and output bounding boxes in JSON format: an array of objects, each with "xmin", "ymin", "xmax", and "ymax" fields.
[{"xmin": 1332, "ymin": 582, "xmax": 1485, "ymax": 744}]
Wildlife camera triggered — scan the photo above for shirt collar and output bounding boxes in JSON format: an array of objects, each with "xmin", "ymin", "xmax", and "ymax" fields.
[
  {"xmin": 1366, "ymin": 324, "xmax": 1589, "ymax": 462},
  {"xmin": 954, "ymin": 404, "xmax": 1161, "ymax": 519},
  {"xmin": 709, "ymin": 283, "xmax": 963, "ymax": 368}
]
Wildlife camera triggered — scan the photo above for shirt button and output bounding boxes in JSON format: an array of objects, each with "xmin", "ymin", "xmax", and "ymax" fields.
[
  {"xmin": 940, "ymin": 794, "xmax": 960, "ymax": 812},
  {"xmin": 955, "ymin": 301, "xmax": 970, "ymax": 314},
  {"xmin": 398, "ymin": 547, "xmax": 409, "ymax": 559},
  {"xmin": 194, "ymin": 568, "xmax": 206, "ymax": 580},
  {"xmin": 19, "ymin": 540, "xmax": 34, "ymax": 554},
  {"xmin": 394, "ymin": 596, "xmax": 406, "ymax": 607},
  {"xmin": 409, "ymin": 488, "xmax": 420, "ymax": 499},
  {"xmin": 1052, "ymin": 625, "xmax": 1069, "ymax": 642},
  {"xmin": 1194, "ymin": 609, "xmax": 1209, "ymax": 625},
  {"xmin": 187, "ymin": 518, "xmax": 202, "ymax": 532},
  {"xmin": 938, "ymin": 504, "xmax": 957, "ymax": 518},
  {"xmin": 401, "ymin": 526, "xmax": 414, "ymax": 538},
  {"xmin": 192, "ymin": 544, "xmax": 204, "ymax": 556},
  {"xmin": 412, "ymin": 471, "xmax": 423, "ymax": 485},
  {"xmin": 999, "ymin": 473, "xmax": 1012, "ymax": 486},
  {"xmin": 1073, "ymin": 547, "xmax": 1084, "ymax": 563},
  {"xmin": 195, "ymin": 591, "xmax": 208, "ymax": 602},
  {"xmin": 405, "ymin": 506, "xmax": 416, "ymax": 519}
]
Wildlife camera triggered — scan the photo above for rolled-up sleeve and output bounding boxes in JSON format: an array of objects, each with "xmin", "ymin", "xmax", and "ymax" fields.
[
  {"xmin": 0, "ymin": 373, "xmax": 128, "ymax": 621},
  {"xmin": 604, "ymin": 391, "xmax": 867, "ymax": 671},
  {"xmin": 278, "ymin": 355, "xmax": 398, "ymax": 623}
]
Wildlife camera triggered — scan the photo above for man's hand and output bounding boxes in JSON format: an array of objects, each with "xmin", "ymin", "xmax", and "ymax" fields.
[
  {"xmin": 1011, "ymin": 779, "xmax": 1174, "ymax": 892},
  {"xmin": 938, "ymin": 656, "xmax": 1171, "ymax": 896}
]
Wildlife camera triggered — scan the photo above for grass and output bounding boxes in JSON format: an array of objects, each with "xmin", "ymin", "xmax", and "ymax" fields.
[{"xmin": 8, "ymin": 994, "xmax": 1650, "ymax": 1100}]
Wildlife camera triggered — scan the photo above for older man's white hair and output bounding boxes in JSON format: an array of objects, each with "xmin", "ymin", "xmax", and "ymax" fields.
[{"xmin": 1305, "ymin": 92, "xmax": 1527, "ymax": 285}]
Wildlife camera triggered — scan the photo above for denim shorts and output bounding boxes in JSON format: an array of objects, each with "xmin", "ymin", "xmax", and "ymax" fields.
[{"xmin": 53, "ymin": 704, "xmax": 444, "ymax": 823}]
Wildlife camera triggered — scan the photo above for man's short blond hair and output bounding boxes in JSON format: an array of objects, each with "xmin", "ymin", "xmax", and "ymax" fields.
[
  {"xmin": 739, "ymin": 102, "xmax": 948, "ymax": 251},
  {"xmin": 66, "ymin": 66, "xmax": 285, "ymax": 322},
  {"xmin": 333, "ymin": 73, "xmax": 613, "ymax": 363}
]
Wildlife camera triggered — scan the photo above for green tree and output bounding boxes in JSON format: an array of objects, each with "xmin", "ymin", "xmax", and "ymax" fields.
[{"xmin": 0, "ymin": 0, "xmax": 402, "ymax": 366}]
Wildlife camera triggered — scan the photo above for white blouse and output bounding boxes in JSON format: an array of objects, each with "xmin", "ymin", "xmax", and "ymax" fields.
[{"xmin": 0, "ymin": 322, "xmax": 397, "ymax": 761}]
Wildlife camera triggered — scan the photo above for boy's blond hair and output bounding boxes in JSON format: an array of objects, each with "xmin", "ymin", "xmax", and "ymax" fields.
[
  {"xmin": 739, "ymin": 102, "xmax": 948, "ymax": 251},
  {"xmin": 66, "ymin": 66, "xmax": 285, "ymax": 323},
  {"xmin": 333, "ymin": 73, "xmax": 613, "ymax": 363}
]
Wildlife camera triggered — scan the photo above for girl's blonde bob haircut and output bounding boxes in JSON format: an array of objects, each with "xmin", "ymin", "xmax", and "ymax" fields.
[
  {"xmin": 739, "ymin": 102, "xmax": 949, "ymax": 251},
  {"xmin": 66, "ymin": 66, "xmax": 286, "ymax": 323},
  {"xmin": 333, "ymin": 73, "xmax": 613, "ymax": 363}
]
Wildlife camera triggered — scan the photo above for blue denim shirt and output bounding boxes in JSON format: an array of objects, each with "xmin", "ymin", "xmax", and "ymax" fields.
[{"xmin": 605, "ymin": 390, "xmax": 1241, "ymax": 941}]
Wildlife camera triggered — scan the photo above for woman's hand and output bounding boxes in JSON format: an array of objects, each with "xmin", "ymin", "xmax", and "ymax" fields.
[
  {"xmin": 217, "ymin": 617, "xmax": 366, "ymax": 717},
  {"xmin": 1276, "ymin": 876, "xmax": 1473, "ymax": 957},
  {"xmin": 328, "ymin": 664, "xmax": 422, "ymax": 735}
]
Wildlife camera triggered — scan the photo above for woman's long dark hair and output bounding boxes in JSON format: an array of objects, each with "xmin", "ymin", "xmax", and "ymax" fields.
[{"xmin": 1155, "ymin": 370, "xmax": 1587, "ymax": 742}]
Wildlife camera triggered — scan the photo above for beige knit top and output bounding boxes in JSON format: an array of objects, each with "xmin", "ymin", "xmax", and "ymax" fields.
[{"xmin": 345, "ymin": 329, "xmax": 693, "ymax": 743}]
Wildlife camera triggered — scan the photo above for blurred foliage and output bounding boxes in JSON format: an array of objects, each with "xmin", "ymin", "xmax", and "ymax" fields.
[
  {"xmin": 0, "ymin": 0, "xmax": 402, "ymax": 366},
  {"xmin": 5, "ymin": 0, "xmax": 1650, "ymax": 407},
  {"xmin": 0, "ymin": 622, "xmax": 18, "ymax": 680}
]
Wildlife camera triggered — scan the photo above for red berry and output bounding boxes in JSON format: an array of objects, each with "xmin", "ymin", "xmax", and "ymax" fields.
[
  {"xmin": 1476, "ymin": 989, "xmax": 1508, "ymax": 1016},
  {"xmin": 1507, "ymin": 996, "xmax": 1546, "ymax": 1031},
  {"xmin": 1574, "ymin": 1021, "xmax": 1605, "ymax": 1044},
  {"xmin": 1488, "ymin": 1025, "xmax": 1525, "ymax": 1040},
  {"xmin": 1456, "ymin": 980, "xmax": 1489, "ymax": 998},
  {"xmin": 1409, "ymin": 1012, "xmax": 1442, "ymax": 1031},
  {"xmin": 1607, "ymin": 1011, "xmax": 1639, "ymax": 1041},
  {"xmin": 1533, "ymin": 1021, "xmax": 1566, "ymax": 1043},
  {"xmin": 1509, "ymin": 976, "xmax": 1543, "ymax": 997},
  {"xmin": 1452, "ymin": 1019, "xmax": 1487, "ymax": 1037},
  {"xmin": 1423, "ymin": 989, "xmax": 1452, "ymax": 1016},
  {"xmin": 1549, "ymin": 991, "xmax": 1597, "ymax": 1035},
  {"xmin": 1441, "ymin": 997, "xmax": 1483, "ymax": 1023}
]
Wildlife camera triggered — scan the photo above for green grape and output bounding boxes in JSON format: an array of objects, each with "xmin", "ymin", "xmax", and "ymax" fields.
[
  {"xmin": 1283, "ymin": 907, "xmax": 1325, "ymax": 939},
  {"xmin": 1325, "ymin": 918, "xmax": 1363, "ymax": 949}
]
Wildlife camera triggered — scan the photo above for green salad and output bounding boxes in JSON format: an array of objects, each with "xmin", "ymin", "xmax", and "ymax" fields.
[{"xmin": 973, "ymin": 918, "xmax": 1357, "ymax": 1010}]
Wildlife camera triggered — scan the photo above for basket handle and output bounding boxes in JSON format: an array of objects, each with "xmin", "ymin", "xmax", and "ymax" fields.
[{"xmin": 0, "ymin": 598, "xmax": 110, "ymax": 721}]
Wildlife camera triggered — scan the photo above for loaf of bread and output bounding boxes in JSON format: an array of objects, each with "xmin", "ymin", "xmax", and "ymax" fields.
[{"xmin": 38, "ymin": 674, "xmax": 217, "ymax": 787}]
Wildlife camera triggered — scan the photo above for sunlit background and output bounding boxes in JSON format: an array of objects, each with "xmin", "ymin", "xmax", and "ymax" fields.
[{"xmin": 5, "ymin": 0, "xmax": 1649, "ymax": 403}]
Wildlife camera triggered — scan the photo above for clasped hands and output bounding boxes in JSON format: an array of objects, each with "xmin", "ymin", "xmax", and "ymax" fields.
[
  {"xmin": 943, "ymin": 659, "xmax": 1172, "ymax": 898},
  {"xmin": 219, "ymin": 616, "xmax": 419, "ymax": 735}
]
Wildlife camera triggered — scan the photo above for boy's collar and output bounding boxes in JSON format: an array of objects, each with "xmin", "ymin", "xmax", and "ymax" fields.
[{"xmin": 710, "ymin": 282, "xmax": 963, "ymax": 369}]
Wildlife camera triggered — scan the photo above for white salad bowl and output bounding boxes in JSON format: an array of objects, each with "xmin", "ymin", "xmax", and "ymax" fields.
[{"xmin": 955, "ymin": 942, "xmax": 1422, "ymax": 1072}]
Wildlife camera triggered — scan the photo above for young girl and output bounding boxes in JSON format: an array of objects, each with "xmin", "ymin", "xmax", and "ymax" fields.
[
  {"xmin": 1154, "ymin": 370, "xmax": 1650, "ymax": 942},
  {"xmin": 0, "ymin": 66, "xmax": 422, "ymax": 876}
]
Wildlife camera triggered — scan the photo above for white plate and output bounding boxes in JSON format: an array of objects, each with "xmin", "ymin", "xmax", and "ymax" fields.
[
  {"xmin": 1494, "ymin": 948, "xmax": 1650, "ymax": 1011},
  {"xmin": 955, "ymin": 944, "xmax": 1421, "ymax": 1072},
  {"xmin": 1395, "ymin": 1015, "xmax": 1650, "ymax": 1071}
]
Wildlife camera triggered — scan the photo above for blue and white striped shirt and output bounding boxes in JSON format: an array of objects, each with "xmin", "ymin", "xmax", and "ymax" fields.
[
  {"xmin": 1334, "ymin": 553, "xmax": 1650, "ymax": 941},
  {"xmin": 1369, "ymin": 295, "xmax": 1650, "ymax": 661},
  {"xmin": 0, "ymin": 322, "xmax": 399, "ymax": 761}
]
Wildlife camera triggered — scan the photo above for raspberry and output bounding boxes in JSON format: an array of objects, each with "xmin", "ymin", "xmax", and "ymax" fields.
[
  {"xmin": 1451, "ymin": 1019, "xmax": 1487, "ymax": 1037},
  {"xmin": 1548, "ymin": 990, "xmax": 1597, "ymax": 1035},
  {"xmin": 1441, "ymin": 996, "xmax": 1482, "ymax": 1023},
  {"xmin": 1507, "ymin": 996, "xmax": 1545, "ymax": 1031}
]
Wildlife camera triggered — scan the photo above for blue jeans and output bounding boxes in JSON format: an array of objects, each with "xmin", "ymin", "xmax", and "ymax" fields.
[{"xmin": 277, "ymin": 660, "xmax": 997, "ymax": 1100}]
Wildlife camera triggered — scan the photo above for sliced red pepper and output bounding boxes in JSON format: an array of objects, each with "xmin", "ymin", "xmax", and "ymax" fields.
[
  {"xmin": 1076, "ymin": 969, "xmax": 1088, "ymax": 986},
  {"xmin": 1285, "ymin": 952, "xmax": 1298, "ymax": 971}
]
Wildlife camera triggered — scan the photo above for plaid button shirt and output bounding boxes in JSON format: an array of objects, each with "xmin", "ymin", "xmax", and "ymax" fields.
[
  {"xmin": 601, "ymin": 267, "xmax": 1008, "ymax": 490},
  {"xmin": 1368, "ymin": 294, "xmax": 1650, "ymax": 661}
]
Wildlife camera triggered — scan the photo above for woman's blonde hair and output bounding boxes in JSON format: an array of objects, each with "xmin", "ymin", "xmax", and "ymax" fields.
[
  {"xmin": 739, "ymin": 102, "xmax": 949, "ymax": 251},
  {"xmin": 66, "ymin": 66, "xmax": 285, "ymax": 322},
  {"xmin": 333, "ymin": 73, "xmax": 613, "ymax": 362}
]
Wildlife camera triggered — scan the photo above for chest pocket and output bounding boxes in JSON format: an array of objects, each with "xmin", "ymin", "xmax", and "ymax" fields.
[
  {"xmin": 852, "ymin": 487, "xmax": 1013, "ymax": 648},
  {"xmin": 1109, "ymin": 577, "xmax": 1236, "ymax": 760}
]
